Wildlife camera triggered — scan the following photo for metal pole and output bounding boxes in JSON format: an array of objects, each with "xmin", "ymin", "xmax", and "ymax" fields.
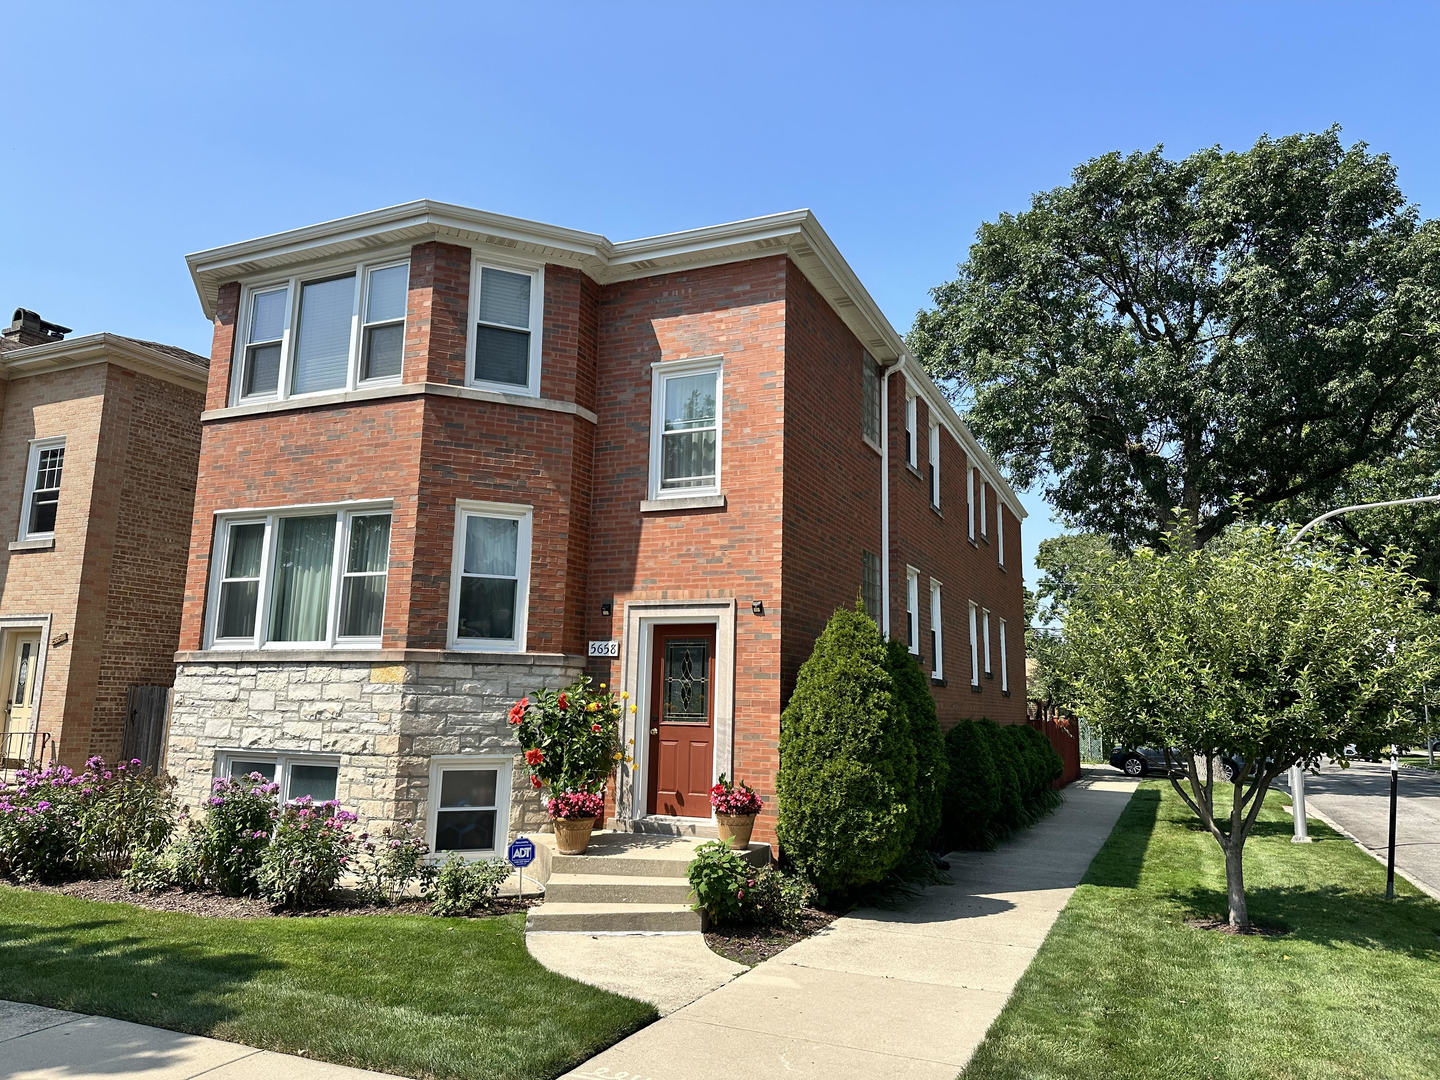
[
  {"xmin": 1290, "ymin": 763, "xmax": 1310, "ymax": 843},
  {"xmin": 1427, "ymin": 701, "xmax": 1434, "ymax": 769},
  {"xmin": 1386, "ymin": 746, "xmax": 1399, "ymax": 900}
]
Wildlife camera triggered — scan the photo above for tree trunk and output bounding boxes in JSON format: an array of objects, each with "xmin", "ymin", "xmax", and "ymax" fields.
[{"xmin": 1224, "ymin": 841, "xmax": 1249, "ymax": 931}]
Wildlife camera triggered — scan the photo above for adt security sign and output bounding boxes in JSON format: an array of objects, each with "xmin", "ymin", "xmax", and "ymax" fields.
[{"xmin": 507, "ymin": 836, "xmax": 536, "ymax": 868}]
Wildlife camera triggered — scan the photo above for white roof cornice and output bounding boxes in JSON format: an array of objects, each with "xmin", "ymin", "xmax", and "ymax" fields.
[
  {"xmin": 0, "ymin": 333, "xmax": 208, "ymax": 392},
  {"xmin": 185, "ymin": 200, "xmax": 1024, "ymax": 518}
]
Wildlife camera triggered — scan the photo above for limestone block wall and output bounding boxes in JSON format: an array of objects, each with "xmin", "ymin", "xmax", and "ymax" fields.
[{"xmin": 166, "ymin": 654, "xmax": 584, "ymax": 843}]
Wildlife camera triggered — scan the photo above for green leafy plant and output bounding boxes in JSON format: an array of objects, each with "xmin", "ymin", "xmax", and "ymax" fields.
[
  {"xmin": 256, "ymin": 798, "xmax": 358, "ymax": 909},
  {"xmin": 355, "ymin": 820, "xmax": 435, "ymax": 904},
  {"xmin": 191, "ymin": 773, "xmax": 278, "ymax": 896},
  {"xmin": 511, "ymin": 676, "xmax": 629, "ymax": 805},
  {"xmin": 886, "ymin": 639, "xmax": 947, "ymax": 851},
  {"xmin": 686, "ymin": 840, "xmax": 751, "ymax": 925},
  {"xmin": 428, "ymin": 853, "xmax": 512, "ymax": 917},
  {"xmin": 941, "ymin": 720, "xmax": 1002, "ymax": 850}
]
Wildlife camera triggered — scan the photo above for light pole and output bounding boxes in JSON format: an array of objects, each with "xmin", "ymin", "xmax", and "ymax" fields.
[{"xmin": 1287, "ymin": 493, "xmax": 1440, "ymax": 849}]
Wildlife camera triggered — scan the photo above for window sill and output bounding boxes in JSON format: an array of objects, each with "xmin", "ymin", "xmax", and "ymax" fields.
[
  {"xmin": 862, "ymin": 436, "xmax": 882, "ymax": 457},
  {"xmin": 176, "ymin": 647, "xmax": 586, "ymax": 666},
  {"xmin": 930, "ymin": 503, "xmax": 943, "ymax": 518},
  {"xmin": 970, "ymin": 683, "xmax": 983, "ymax": 694},
  {"xmin": 905, "ymin": 463, "xmax": 923, "ymax": 481},
  {"xmin": 930, "ymin": 675, "xmax": 946, "ymax": 687},
  {"xmin": 640, "ymin": 493, "xmax": 727, "ymax": 513},
  {"xmin": 205, "ymin": 382, "xmax": 599, "ymax": 425},
  {"xmin": 1002, "ymin": 689, "xmax": 1011, "ymax": 698},
  {"xmin": 985, "ymin": 672, "xmax": 994, "ymax": 680},
  {"xmin": 9, "ymin": 538, "xmax": 54, "ymax": 553}
]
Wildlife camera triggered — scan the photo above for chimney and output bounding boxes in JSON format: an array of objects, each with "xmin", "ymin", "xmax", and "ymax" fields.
[{"xmin": 1, "ymin": 309, "xmax": 71, "ymax": 350}]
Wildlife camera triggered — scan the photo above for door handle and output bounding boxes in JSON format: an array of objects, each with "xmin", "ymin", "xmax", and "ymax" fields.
[{"xmin": 649, "ymin": 727, "xmax": 658, "ymax": 735}]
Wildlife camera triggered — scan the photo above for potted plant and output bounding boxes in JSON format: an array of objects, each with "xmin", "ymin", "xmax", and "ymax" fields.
[
  {"xmin": 511, "ymin": 677, "xmax": 629, "ymax": 855},
  {"xmin": 709, "ymin": 774, "xmax": 763, "ymax": 849}
]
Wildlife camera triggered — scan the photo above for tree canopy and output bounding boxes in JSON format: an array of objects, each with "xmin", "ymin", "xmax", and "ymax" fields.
[
  {"xmin": 909, "ymin": 128, "xmax": 1440, "ymax": 551},
  {"xmin": 1058, "ymin": 523, "xmax": 1438, "ymax": 929}
]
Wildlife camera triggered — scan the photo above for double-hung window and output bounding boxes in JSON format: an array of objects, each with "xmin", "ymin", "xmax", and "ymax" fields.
[
  {"xmin": 468, "ymin": 262, "xmax": 543, "ymax": 395},
  {"xmin": 19, "ymin": 437, "xmax": 64, "ymax": 540},
  {"xmin": 209, "ymin": 505, "xmax": 391, "ymax": 648},
  {"xmin": 929, "ymin": 580, "xmax": 944, "ymax": 680},
  {"xmin": 966, "ymin": 467, "xmax": 976, "ymax": 540},
  {"xmin": 997, "ymin": 504, "xmax": 1006, "ymax": 568},
  {"xmin": 219, "ymin": 751, "xmax": 339, "ymax": 803},
  {"xmin": 906, "ymin": 567, "xmax": 920, "ymax": 654},
  {"xmin": 968, "ymin": 601, "xmax": 981, "ymax": 687},
  {"xmin": 928, "ymin": 422, "xmax": 941, "ymax": 508},
  {"xmin": 904, "ymin": 392, "xmax": 918, "ymax": 468},
  {"xmin": 234, "ymin": 258, "xmax": 409, "ymax": 404},
  {"xmin": 982, "ymin": 608, "xmax": 992, "ymax": 678},
  {"xmin": 450, "ymin": 502, "xmax": 532, "ymax": 651},
  {"xmin": 650, "ymin": 357, "xmax": 722, "ymax": 498},
  {"xmin": 861, "ymin": 352, "xmax": 881, "ymax": 448},
  {"xmin": 862, "ymin": 551, "xmax": 882, "ymax": 624},
  {"xmin": 999, "ymin": 618, "xmax": 1010, "ymax": 694},
  {"xmin": 980, "ymin": 482, "xmax": 989, "ymax": 539},
  {"xmin": 430, "ymin": 758, "xmax": 512, "ymax": 857}
]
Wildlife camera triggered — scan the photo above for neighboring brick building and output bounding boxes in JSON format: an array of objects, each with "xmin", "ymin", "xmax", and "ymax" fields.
[
  {"xmin": 168, "ymin": 202, "xmax": 1026, "ymax": 855},
  {"xmin": 0, "ymin": 309, "xmax": 207, "ymax": 769}
]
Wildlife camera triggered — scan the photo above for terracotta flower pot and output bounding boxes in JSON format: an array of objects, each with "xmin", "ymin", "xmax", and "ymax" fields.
[
  {"xmin": 716, "ymin": 812, "xmax": 756, "ymax": 849},
  {"xmin": 552, "ymin": 814, "xmax": 596, "ymax": 854}
]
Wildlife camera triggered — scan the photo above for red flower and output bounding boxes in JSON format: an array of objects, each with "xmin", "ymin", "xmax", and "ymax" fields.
[
  {"xmin": 525, "ymin": 748, "xmax": 545, "ymax": 766},
  {"xmin": 591, "ymin": 723, "xmax": 601, "ymax": 733},
  {"xmin": 530, "ymin": 775, "xmax": 542, "ymax": 789},
  {"xmin": 557, "ymin": 693, "xmax": 568, "ymax": 710},
  {"xmin": 508, "ymin": 697, "xmax": 529, "ymax": 726}
]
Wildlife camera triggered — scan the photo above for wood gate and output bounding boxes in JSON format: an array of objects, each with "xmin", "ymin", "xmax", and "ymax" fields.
[{"xmin": 123, "ymin": 685, "xmax": 172, "ymax": 772}]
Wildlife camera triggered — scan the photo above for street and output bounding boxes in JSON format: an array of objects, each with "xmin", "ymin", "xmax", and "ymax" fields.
[{"xmin": 1281, "ymin": 760, "xmax": 1440, "ymax": 899}]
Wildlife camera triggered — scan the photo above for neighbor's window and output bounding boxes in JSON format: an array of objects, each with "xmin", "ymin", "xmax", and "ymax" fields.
[
  {"xmin": 20, "ymin": 437, "xmax": 65, "ymax": 540},
  {"xmin": 451, "ymin": 502, "xmax": 532, "ymax": 650},
  {"xmin": 431, "ymin": 760, "xmax": 511, "ymax": 855},
  {"xmin": 930, "ymin": 580, "xmax": 944, "ymax": 680},
  {"xmin": 904, "ymin": 393, "xmax": 918, "ymax": 467},
  {"xmin": 234, "ymin": 258, "xmax": 409, "ymax": 404},
  {"xmin": 220, "ymin": 752, "xmax": 339, "ymax": 803},
  {"xmin": 469, "ymin": 263, "xmax": 541, "ymax": 393},
  {"xmin": 906, "ymin": 568, "xmax": 920, "ymax": 654},
  {"xmin": 209, "ymin": 506, "xmax": 391, "ymax": 648},
  {"xmin": 651, "ymin": 358, "xmax": 722, "ymax": 497},
  {"xmin": 966, "ymin": 467, "xmax": 976, "ymax": 540},
  {"xmin": 862, "ymin": 551, "xmax": 882, "ymax": 624},
  {"xmin": 929, "ymin": 422, "xmax": 941, "ymax": 508},
  {"xmin": 997, "ymin": 504, "xmax": 1006, "ymax": 568},
  {"xmin": 861, "ymin": 352, "xmax": 881, "ymax": 447},
  {"xmin": 980, "ymin": 481, "xmax": 989, "ymax": 539}
]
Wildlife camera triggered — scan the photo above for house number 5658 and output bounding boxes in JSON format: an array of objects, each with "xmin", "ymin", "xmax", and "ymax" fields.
[{"xmin": 588, "ymin": 640, "xmax": 619, "ymax": 658}]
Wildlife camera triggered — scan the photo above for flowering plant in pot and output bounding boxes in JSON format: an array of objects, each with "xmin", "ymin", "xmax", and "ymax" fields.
[
  {"xmin": 512, "ymin": 676, "xmax": 630, "ymax": 854},
  {"xmin": 709, "ymin": 774, "xmax": 763, "ymax": 849}
]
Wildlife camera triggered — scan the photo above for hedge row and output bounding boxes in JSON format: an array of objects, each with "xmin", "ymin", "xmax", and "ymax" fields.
[{"xmin": 942, "ymin": 718, "xmax": 1063, "ymax": 850}]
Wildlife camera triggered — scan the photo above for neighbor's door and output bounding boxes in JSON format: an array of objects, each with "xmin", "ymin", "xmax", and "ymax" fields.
[
  {"xmin": 646, "ymin": 625, "xmax": 717, "ymax": 817},
  {"xmin": 1, "ymin": 631, "xmax": 41, "ymax": 739}
]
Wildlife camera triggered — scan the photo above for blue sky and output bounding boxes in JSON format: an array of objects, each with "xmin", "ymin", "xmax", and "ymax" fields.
[{"xmin": 5, "ymin": 0, "xmax": 1439, "ymax": 593}]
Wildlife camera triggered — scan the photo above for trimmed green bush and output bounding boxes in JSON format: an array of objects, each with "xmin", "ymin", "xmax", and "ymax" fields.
[
  {"xmin": 777, "ymin": 602, "xmax": 915, "ymax": 895},
  {"xmin": 978, "ymin": 719, "xmax": 1026, "ymax": 839},
  {"xmin": 885, "ymin": 639, "xmax": 947, "ymax": 853},
  {"xmin": 941, "ymin": 720, "xmax": 1002, "ymax": 850}
]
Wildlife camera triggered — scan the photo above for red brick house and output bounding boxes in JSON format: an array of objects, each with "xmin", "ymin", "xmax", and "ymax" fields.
[
  {"xmin": 0, "ymin": 309, "xmax": 207, "ymax": 770},
  {"xmin": 167, "ymin": 202, "xmax": 1026, "ymax": 856}
]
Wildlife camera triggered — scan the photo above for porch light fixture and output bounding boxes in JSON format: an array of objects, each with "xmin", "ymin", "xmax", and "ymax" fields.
[
  {"xmin": 600, "ymin": 601, "xmax": 613, "ymax": 617},
  {"xmin": 751, "ymin": 600, "xmax": 764, "ymax": 616}
]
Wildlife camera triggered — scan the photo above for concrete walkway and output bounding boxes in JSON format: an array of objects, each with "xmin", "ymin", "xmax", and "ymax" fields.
[
  {"xmin": 526, "ymin": 933, "xmax": 747, "ymax": 1015},
  {"xmin": 563, "ymin": 773, "xmax": 1137, "ymax": 1080},
  {"xmin": 0, "ymin": 1001, "xmax": 400, "ymax": 1080}
]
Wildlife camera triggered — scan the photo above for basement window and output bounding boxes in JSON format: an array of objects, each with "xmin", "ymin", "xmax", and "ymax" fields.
[{"xmin": 429, "ymin": 758, "xmax": 512, "ymax": 857}]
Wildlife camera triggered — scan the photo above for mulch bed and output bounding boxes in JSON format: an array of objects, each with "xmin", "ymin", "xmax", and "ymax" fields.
[
  {"xmin": 1184, "ymin": 917, "xmax": 1289, "ymax": 937},
  {"xmin": 12, "ymin": 878, "xmax": 539, "ymax": 919},
  {"xmin": 703, "ymin": 905, "xmax": 842, "ymax": 966}
]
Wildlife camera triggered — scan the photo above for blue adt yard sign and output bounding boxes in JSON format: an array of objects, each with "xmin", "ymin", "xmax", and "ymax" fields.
[{"xmin": 507, "ymin": 836, "xmax": 536, "ymax": 868}]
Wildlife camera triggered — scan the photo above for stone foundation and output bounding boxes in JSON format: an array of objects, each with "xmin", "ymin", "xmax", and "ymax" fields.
[{"xmin": 166, "ymin": 652, "xmax": 585, "ymax": 843}]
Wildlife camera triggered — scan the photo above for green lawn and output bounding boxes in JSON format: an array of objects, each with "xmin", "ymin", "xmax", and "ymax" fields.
[
  {"xmin": 1401, "ymin": 755, "xmax": 1440, "ymax": 773},
  {"xmin": 962, "ymin": 781, "xmax": 1440, "ymax": 1080},
  {"xmin": 0, "ymin": 889, "xmax": 655, "ymax": 1080}
]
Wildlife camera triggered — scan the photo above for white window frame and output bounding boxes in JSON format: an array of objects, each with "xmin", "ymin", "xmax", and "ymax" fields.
[
  {"xmin": 449, "ymin": 501, "xmax": 533, "ymax": 652},
  {"xmin": 997, "ymin": 504, "xmax": 1006, "ymax": 568},
  {"xmin": 967, "ymin": 468, "xmax": 976, "ymax": 541},
  {"xmin": 648, "ymin": 355, "xmax": 724, "ymax": 500},
  {"xmin": 999, "ymin": 618, "xmax": 1010, "ymax": 693},
  {"xmin": 215, "ymin": 750, "xmax": 341, "ymax": 804},
  {"xmin": 968, "ymin": 601, "xmax": 981, "ymax": 687},
  {"xmin": 230, "ymin": 253, "xmax": 410, "ymax": 406},
  {"xmin": 904, "ymin": 392, "xmax": 918, "ymax": 468},
  {"xmin": 466, "ymin": 258, "xmax": 545, "ymax": 397},
  {"xmin": 929, "ymin": 579, "xmax": 944, "ymax": 680},
  {"xmin": 928, "ymin": 422, "xmax": 941, "ymax": 508},
  {"xmin": 980, "ymin": 481, "xmax": 989, "ymax": 538},
  {"xmin": 18, "ymin": 436, "xmax": 65, "ymax": 541},
  {"xmin": 982, "ymin": 608, "xmax": 992, "ymax": 677},
  {"xmin": 205, "ymin": 501, "xmax": 392, "ymax": 650},
  {"xmin": 906, "ymin": 567, "xmax": 920, "ymax": 655},
  {"xmin": 427, "ymin": 755, "xmax": 513, "ymax": 860}
]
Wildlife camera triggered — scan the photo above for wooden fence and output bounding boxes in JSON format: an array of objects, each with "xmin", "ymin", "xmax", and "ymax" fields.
[{"xmin": 123, "ymin": 685, "xmax": 172, "ymax": 772}]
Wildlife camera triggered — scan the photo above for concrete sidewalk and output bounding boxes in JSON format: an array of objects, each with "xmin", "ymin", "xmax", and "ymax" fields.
[
  {"xmin": 0, "ymin": 1002, "xmax": 403, "ymax": 1080},
  {"xmin": 562, "ymin": 773, "xmax": 1137, "ymax": 1080}
]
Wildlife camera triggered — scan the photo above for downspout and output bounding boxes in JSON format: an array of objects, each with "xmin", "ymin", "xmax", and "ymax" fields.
[{"xmin": 879, "ymin": 358, "xmax": 903, "ymax": 638}]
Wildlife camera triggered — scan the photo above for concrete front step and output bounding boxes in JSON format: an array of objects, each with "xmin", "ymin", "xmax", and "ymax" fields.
[
  {"xmin": 541, "ymin": 830, "xmax": 768, "ymax": 879},
  {"xmin": 527, "ymin": 901, "xmax": 703, "ymax": 933},
  {"xmin": 544, "ymin": 872, "xmax": 694, "ymax": 905}
]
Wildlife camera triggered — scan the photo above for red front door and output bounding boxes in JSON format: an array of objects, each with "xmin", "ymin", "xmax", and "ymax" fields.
[{"xmin": 647, "ymin": 625, "xmax": 716, "ymax": 818}]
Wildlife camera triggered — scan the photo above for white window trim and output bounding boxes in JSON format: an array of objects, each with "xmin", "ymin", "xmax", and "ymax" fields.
[
  {"xmin": 967, "ymin": 467, "xmax": 976, "ymax": 540},
  {"xmin": 230, "ymin": 252, "xmax": 410, "ymax": 407},
  {"xmin": 906, "ymin": 567, "xmax": 920, "ymax": 655},
  {"xmin": 427, "ymin": 755, "xmax": 513, "ymax": 860},
  {"xmin": 648, "ymin": 355, "xmax": 724, "ymax": 500},
  {"xmin": 999, "ymin": 618, "xmax": 1010, "ymax": 693},
  {"xmin": 968, "ymin": 601, "xmax": 980, "ymax": 687},
  {"xmin": 448, "ymin": 500, "xmax": 533, "ymax": 652},
  {"xmin": 928, "ymin": 422, "xmax": 941, "ymax": 508},
  {"xmin": 997, "ymin": 504, "xmax": 1006, "ymax": 568},
  {"xmin": 904, "ymin": 392, "xmax": 918, "ymax": 468},
  {"xmin": 466, "ymin": 258, "xmax": 545, "ymax": 397},
  {"xmin": 18, "ymin": 436, "xmax": 65, "ymax": 541},
  {"xmin": 205, "ymin": 501, "xmax": 393, "ymax": 650},
  {"xmin": 982, "ymin": 608, "xmax": 992, "ymax": 676},
  {"xmin": 980, "ymin": 481, "xmax": 989, "ymax": 538},
  {"xmin": 215, "ymin": 750, "xmax": 341, "ymax": 804},
  {"xmin": 929, "ymin": 579, "xmax": 944, "ymax": 680}
]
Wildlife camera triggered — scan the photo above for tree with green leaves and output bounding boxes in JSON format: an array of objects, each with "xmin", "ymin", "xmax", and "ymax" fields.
[
  {"xmin": 1059, "ymin": 524, "xmax": 1437, "ymax": 930},
  {"xmin": 909, "ymin": 128, "xmax": 1440, "ymax": 552}
]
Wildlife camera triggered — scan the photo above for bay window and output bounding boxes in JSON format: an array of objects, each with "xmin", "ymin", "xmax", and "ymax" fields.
[
  {"xmin": 650, "ymin": 357, "xmax": 722, "ymax": 498},
  {"xmin": 468, "ymin": 262, "xmax": 543, "ymax": 394},
  {"xmin": 450, "ymin": 502, "xmax": 532, "ymax": 651},
  {"xmin": 208, "ymin": 505, "xmax": 391, "ymax": 648},
  {"xmin": 233, "ymin": 257, "xmax": 409, "ymax": 404}
]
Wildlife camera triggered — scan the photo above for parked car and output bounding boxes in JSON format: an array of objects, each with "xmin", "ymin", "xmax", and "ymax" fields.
[{"xmin": 1111, "ymin": 747, "xmax": 1242, "ymax": 782}]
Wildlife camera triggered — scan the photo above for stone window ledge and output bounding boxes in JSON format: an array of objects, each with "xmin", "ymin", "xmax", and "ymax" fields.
[
  {"xmin": 174, "ymin": 648, "xmax": 588, "ymax": 667},
  {"xmin": 8, "ymin": 538, "xmax": 54, "ymax": 553},
  {"xmin": 639, "ymin": 493, "xmax": 727, "ymax": 513}
]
